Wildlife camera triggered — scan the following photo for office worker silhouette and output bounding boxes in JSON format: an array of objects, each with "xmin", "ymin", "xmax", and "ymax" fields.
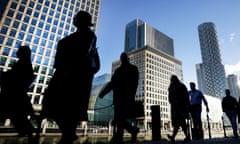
[
  {"xmin": 41, "ymin": 10, "xmax": 99, "ymax": 144},
  {"xmin": 99, "ymin": 52, "xmax": 139, "ymax": 143},
  {"xmin": 0, "ymin": 46, "xmax": 35, "ymax": 143}
]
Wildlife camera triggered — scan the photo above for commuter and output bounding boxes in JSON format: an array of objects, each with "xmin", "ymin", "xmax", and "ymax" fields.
[
  {"xmin": 99, "ymin": 52, "xmax": 139, "ymax": 144},
  {"xmin": 222, "ymin": 89, "xmax": 239, "ymax": 138},
  {"xmin": 189, "ymin": 82, "xmax": 209, "ymax": 140},
  {"xmin": 167, "ymin": 75, "xmax": 191, "ymax": 143},
  {"xmin": 41, "ymin": 10, "xmax": 100, "ymax": 144},
  {"xmin": 0, "ymin": 46, "xmax": 35, "ymax": 143}
]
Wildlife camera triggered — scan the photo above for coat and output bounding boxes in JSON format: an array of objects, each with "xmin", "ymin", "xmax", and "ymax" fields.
[
  {"xmin": 41, "ymin": 28, "xmax": 97, "ymax": 122},
  {"xmin": 168, "ymin": 82, "xmax": 190, "ymax": 127},
  {"xmin": 0, "ymin": 59, "xmax": 34, "ymax": 119}
]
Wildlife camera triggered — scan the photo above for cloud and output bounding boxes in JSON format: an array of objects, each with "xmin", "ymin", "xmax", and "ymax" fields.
[
  {"xmin": 225, "ymin": 61, "xmax": 240, "ymax": 75},
  {"xmin": 229, "ymin": 32, "xmax": 235, "ymax": 42}
]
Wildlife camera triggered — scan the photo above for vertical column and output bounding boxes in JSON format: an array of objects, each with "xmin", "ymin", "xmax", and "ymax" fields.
[{"xmin": 151, "ymin": 105, "xmax": 161, "ymax": 141}]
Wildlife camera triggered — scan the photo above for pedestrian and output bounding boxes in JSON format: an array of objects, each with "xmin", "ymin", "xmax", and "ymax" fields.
[
  {"xmin": 98, "ymin": 52, "xmax": 140, "ymax": 144},
  {"xmin": 189, "ymin": 82, "xmax": 209, "ymax": 140},
  {"xmin": 222, "ymin": 89, "xmax": 239, "ymax": 138},
  {"xmin": 0, "ymin": 45, "xmax": 35, "ymax": 143},
  {"xmin": 167, "ymin": 75, "xmax": 191, "ymax": 143},
  {"xmin": 41, "ymin": 10, "xmax": 100, "ymax": 144}
]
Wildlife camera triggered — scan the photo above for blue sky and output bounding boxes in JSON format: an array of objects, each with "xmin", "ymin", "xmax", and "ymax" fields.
[{"xmin": 95, "ymin": 1, "xmax": 240, "ymax": 88}]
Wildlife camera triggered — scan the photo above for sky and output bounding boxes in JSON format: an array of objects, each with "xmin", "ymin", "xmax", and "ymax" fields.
[{"xmin": 95, "ymin": 1, "xmax": 240, "ymax": 88}]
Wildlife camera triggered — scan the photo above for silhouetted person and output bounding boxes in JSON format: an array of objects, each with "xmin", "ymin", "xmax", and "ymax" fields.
[
  {"xmin": 167, "ymin": 75, "xmax": 190, "ymax": 143},
  {"xmin": 189, "ymin": 82, "xmax": 209, "ymax": 140},
  {"xmin": 222, "ymin": 89, "xmax": 239, "ymax": 138},
  {"xmin": 0, "ymin": 45, "xmax": 35, "ymax": 142},
  {"xmin": 41, "ymin": 11, "xmax": 99, "ymax": 144},
  {"xmin": 99, "ymin": 52, "xmax": 139, "ymax": 144}
]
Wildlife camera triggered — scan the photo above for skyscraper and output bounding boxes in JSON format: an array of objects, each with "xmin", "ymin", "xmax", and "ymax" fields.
[
  {"xmin": 125, "ymin": 19, "xmax": 174, "ymax": 57},
  {"xmin": 0, "ymin": 0, "xmax": 101, "ymax": 112},
  {"xmin": 122, "ymin": 19, "xmax": 183, "ymax": 129},
  {"xmin": 226, "ymin": 74, "xmax": 240, "ymax": 99},
  {"xmin": 197, "ymin": 22, "xmax": 226, "ymax": 98}
]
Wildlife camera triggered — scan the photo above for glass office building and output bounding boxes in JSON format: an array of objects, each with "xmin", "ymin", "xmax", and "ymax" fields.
[
  {"xmin": 0, "ymin": 0, "xmax": 101, "ymax": 112},
  {"xmin": 197, "ymin": 22, "xmax": 226, "ymax": 98},
  {"xmin": 123, "ymin": 19, "xmax": 183, "ymax": 129},
  {"xmin": 124, "ymin": 19, "xmax": 174, "ymax": 57},
  {"xmin": 88, "ymin": 73, "xmax": 114, "ymax": 125}
]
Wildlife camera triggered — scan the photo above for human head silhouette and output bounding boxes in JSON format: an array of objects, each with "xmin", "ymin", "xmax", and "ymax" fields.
[
  {"xmin": 190, "ymin": 82, "xmax": 196, "ymax": 90},
  {"xmin": 73, "ymin": 10, "xmax": 93, "ymax": 29},
  {"xmin": 120, "ymin": 52, "xmax": 129, "ymax": 65},
  {"xmin": 225, "ymin": 89, "xmax": 231, "ymax": 96},
  {"xmin": 17, "ymin": 45, "xmax": 31, "ymax": 60}
]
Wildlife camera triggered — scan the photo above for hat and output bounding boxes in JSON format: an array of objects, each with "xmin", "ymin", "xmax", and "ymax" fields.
[{"xmin": 73, "ymin": 10, "xmax": 94, "ymax": 27}]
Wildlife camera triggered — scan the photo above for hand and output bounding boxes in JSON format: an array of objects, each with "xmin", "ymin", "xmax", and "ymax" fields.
[
  {"xmin": 98, "ymin": 93, "xmax": 104, "ymax": 99},
  {"xmin": 206, "ymin": 106, "xmax": 209, "ymax": 112}
]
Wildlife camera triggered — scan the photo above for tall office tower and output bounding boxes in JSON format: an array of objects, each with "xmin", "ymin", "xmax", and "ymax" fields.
[
  {"xmin": 120, "ymin": 19, "xmax": 183, "ymax": 129},
  {"xmin": 226, "ymin": 74, "xmax": 240, "ymax": 99},
  {"xmin": 0, "ymin": 0, "xmax": 101, "ymax": 112},
  {"xmin": 125, "ymin": 19, "xmax": 174, "ymax": 57},
  {"xmin": 197, "ymin": 22, "xmax": 226, "ymax": 98}
]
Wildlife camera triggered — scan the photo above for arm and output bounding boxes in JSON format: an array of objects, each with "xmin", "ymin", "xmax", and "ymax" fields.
[{"xmin": 99, "ymin": 81, "xmax": 113, "ymax": 98}]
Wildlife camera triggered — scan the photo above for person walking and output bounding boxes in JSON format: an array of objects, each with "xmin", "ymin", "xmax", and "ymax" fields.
[
  {"xmin": 167, "ymin": 75, "xmax": 191, "ymax": 143},
  {"xmin": 222, "ymin": 89, "xmax": 239, "ymax": 138},
  {"xmin": 0, "ymin": 45, "xmax": 35, "ymax": 143},
  {"xmin": 41, "ymin": 10, "xmax": 100, "ymax": 144},
  {"xmin": 189, "ymin": 82, "xmax": 209, "ymax": 140},
  {"xmin": 99, "ymin": 52, "xmax": 139, "ymax": 144}
]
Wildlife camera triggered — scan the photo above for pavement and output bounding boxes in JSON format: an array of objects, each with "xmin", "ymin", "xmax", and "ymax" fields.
[{"xmin": 0, "ymin": 134, "xmax": 240, "ymax": 144}]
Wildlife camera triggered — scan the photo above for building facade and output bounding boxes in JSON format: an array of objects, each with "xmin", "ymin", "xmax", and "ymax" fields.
[
  {"xmin": 122, "ymin": 19, "xmax": 183, "ymax": 130},
  {"xmin": 124, "ymin": 19, "xmax": 174, "ymax": 57},
  {"xmin": 197, "ymin": 22, "xmax": 226, "ymax": 98},
  {"xmin": 226, "ymin": 74, "xmax": 240, "ymax": 99},
  {"xmin": 0, "ymin": 0, "xmax": 101, "ymax": 112}
]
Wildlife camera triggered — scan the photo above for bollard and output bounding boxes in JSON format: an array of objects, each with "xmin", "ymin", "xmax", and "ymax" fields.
[{"xmin": 151, "ymin": 105, "xmax": 161, "ymax": 141}]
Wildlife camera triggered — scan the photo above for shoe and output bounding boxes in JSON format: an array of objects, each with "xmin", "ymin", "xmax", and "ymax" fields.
[
  {"xmin": 167, "ymin": 134, "xmax": 175, "ymax": 143},
  {"xmin": 184, "ymin": 135, "xmax": 191, "ymax": 142},
  {"xmin": 234, "ymin": 131, "xmax": 238, "ymax": 139},
  {"xmin": 131, "ymin": 127, "xmax": 139, "ymax": 143}
]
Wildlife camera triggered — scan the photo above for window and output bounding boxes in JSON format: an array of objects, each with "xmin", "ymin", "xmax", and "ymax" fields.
[
  {"xmin": 16, "ymin": 13, "xmax": 23, "ymax": 20},
  {"xmin": 1, "ymin": 26, "xmax": 8, "ymax": 34},
  {"xmin": 27, "ymin": 8, "xmax": 32, "ymax": 16},
  {"xmin": 3, "ymin": 47, "xmax": 10, "ymax": 55},
  {"xmin": 7, "ymin": 9, "xmax": 14, "ymax": 17},
  {"xmin": 21, "ymin": 23, "xmax": 27, "ymax": 31},
  {"xmin": 38, "ymin": 22, "xmax": 44, "ymax": 28},
  {"xmin": 43, "ymin": 31, "xmax": 48, "ymax": 39},
  {"xmin": 6, "ymin": 38, "xmax": 13, "ymax": 46},
  {"xmin": 19, "ymin": 5, "xmax": 25, "ymax": 12},
  {"xmin": 9, "ymin": 29, "xmax": 17, "ymax": 37},
  {"xmin": 34, "ymin": 11, "xmax": 39, "ymax": 18},
  {"xmin": 23, "ymin": 16, "xmax": 30, "ymax": 23},
  {"xmin": 18, "ymin": 32, "xmax": 24, "ymax": 39},
  {"xmin": 34, "ymin": 37, "xmax": 39, "ymax": 44},
  {"xmin": 31, "ymin": 19, "xmax": 37, "ymax": 25},
  {"xmin": 29, "ymin": 26, "xmax": 35, "ymax": 34},
  {"xmin": 4, "ymin": 18, "xmax": 11, "ymax": 26},
  {"xmin": 10, "ymin": 2, "xmax": 17, "ymax": 9},
  {"xmin": 13, "ymin": 21, "xmax": 20, "ymax": 29}
]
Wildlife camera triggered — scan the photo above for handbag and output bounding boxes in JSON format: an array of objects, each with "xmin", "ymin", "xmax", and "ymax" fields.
[
  {"xmin": 128, "ymin": 100, "xmax": 144, "ymax": 118},
  {"xmin": 87, "ymin": 37, "xmax": 100, "ymax": 74}
]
